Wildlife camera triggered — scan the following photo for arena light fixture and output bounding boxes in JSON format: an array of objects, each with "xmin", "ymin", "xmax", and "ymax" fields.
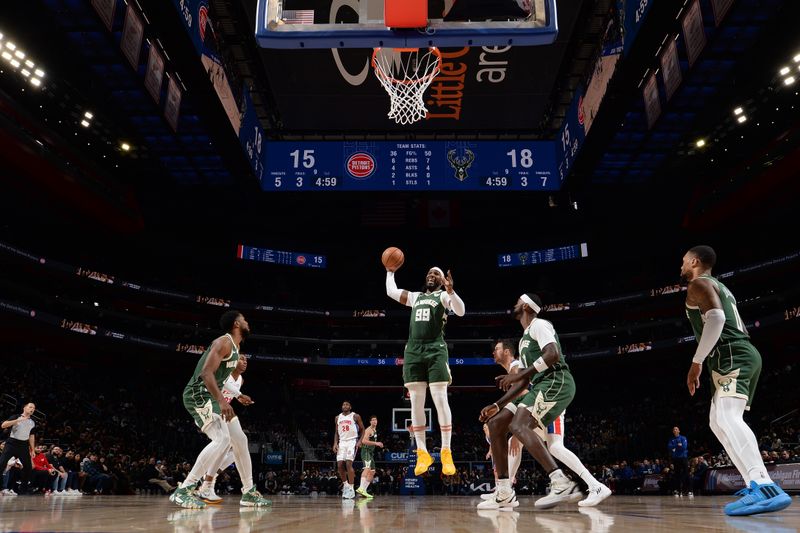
[
  {"xmin": 695, "ymin": 139, "xmax": 706, "ymax": 148},
  {"xmin": 794, "ymin": 54, "xmax": 800, "ymax": 63},
  {"xmin": 30, "ymin": 78, "xmax": 40, "ymax": 87},
  {"xmin": 779, "ymin": 66, "xmax": 790, "ymax": 76},
  {"xmin": 120, "ymin": 142, "xmax": 131, "ymax": 151},
  {"xmin": 20, "ymin": 68, "xmax": 29, "ymax": 77},
  {"xmin": 737, "ymin": 115, "xmax": 747, "ymax": 123},
  {"xmin": 80, "ymin": 119, "xmax": 90, "ymax": 128},
  {"xmin": 84, "ymin": 111, "xmax": 93, "ymax": 120},
  {"xmin": 1, "ymin": 51, "xmax": 11, "ymax": 61},
  {"xmin": 785, "ymin": 76, "xmax": 796, "ymax": 86},
  {"xmin": 733, "ymin": 107, "xmax": 743, "ymax": 116},
  {"xmin": 5, "ymin": 42, "xmax": 15, "ymax": 51}
]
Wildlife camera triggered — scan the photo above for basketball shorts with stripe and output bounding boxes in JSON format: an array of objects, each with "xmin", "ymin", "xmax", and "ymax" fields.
[
  {"xmin": 706, "ymin": 340, "xmax": 762, "ymax": 409},
  {"xmin": 518, "ymin": 370, "xmax": 575, "ymax": 429}
]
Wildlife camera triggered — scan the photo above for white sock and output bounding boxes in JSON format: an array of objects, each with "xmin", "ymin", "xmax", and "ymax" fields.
[
  {"xmin": 547, "ymin": 434, "xmax": 600, "ymax": 488},
  {"xmin": 497, "ymin": 478, "xmax": 512, "ymax": 495},
  {"xmin": 549, "ymin": 468, "xmax": 568, "ymax": 482},
  {"xmin": 508, "ymin": 437, "xmax": 522, "ymax": 482},
  {"xmin": 429, "ymin": 382, "xmax": 452, "ymax": 449},
  {"xmin": 406, "ymin": 382, "xmax": 429, "ymax": 452},
  {"xmin": 715, "ymin": 396, "xmax": 772, "ymax": 485},
  {"xmin": 359, "ymin": 478, "xmax": 369, "ymax": 491}
]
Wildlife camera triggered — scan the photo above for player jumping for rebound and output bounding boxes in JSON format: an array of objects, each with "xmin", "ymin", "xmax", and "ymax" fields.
[
  {"xmin": 197, "ymin": 354, "xmax": 270, "ymax": 507},
  {"xmin": 680, "ymin": 245, "xmax": 791, "ymax": 516},
  {"xmin": 172, "ymin": 311, "xmax": 269, "ymax": 509},
  {"xmin": 386, "ymin": 264, "xmax": 466, "ymax": 476},
  {"xmin": 333, "ymin": 401, "xmax": 365, "ymax": 499},
  {"xmin": 356, "ymin": 416, "xmax": 383, "ymax": 499},
  {"xmin": 480, "ymin": 294, "xmax": 610, "ymax": 510}
]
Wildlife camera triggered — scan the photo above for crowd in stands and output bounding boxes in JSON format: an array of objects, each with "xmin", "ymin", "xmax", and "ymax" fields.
[{"xmin": 1, "ymin": 355, "xmax": 797, "ymax": 497}]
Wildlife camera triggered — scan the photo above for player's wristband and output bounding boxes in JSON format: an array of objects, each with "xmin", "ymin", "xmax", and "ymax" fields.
[
  {"xmin": 533, "ymin": 357, "xmax": 548, "ymax": 373},
  {"xmin": 492, "ymin": 402, "xmax": 499, "ymax": 411}
]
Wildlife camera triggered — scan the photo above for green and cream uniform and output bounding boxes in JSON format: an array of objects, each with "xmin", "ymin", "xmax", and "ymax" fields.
[
  {"xmin": 403, "ymin": 290, "xmax": 453, "ymax": 384},
  {"xmin": 182, "ymin": 334, "xmax": 240, "ymax": 430},
  {"xmin": 686, "ymin": 275, "xmax": 761, "ymax": 408},
  {"xmin": 517, "ymin": 318, "xmax": 575, "ymax": 428},
  {"xmin": 361, "ymin": 428, "xmax": 378, "ymax": 469}
]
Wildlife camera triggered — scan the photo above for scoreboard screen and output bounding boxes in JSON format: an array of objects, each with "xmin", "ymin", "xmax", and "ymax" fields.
[
  {"xmin": 237, "ymin": 244, "xmax": 326, "ymax": 269},
  {"xmin": 498, "ymin": 243, "xmax": 588, "ymax": 268},
  {"xmin": 261, "ymin": 141, "xmax": 559, "ymax": 191}
]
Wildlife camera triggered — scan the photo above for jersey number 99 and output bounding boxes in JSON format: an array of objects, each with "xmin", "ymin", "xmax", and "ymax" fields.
[{"xmin": 415, "ymin": 308, "xmax": 431, "ymax": 322}]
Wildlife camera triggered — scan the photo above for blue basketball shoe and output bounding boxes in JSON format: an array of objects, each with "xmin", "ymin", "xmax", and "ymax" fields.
[{"xmin": 724, "ymin": 481, "xmax": 792, "ymax": 516}]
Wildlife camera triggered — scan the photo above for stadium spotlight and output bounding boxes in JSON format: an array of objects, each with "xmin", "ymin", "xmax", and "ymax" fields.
[
  {"xmin": 120, "ymin": 142, "xmax": 131, "ymax": 151},
  {"xmin": 695, "ymin": 139, "xmax": 706, "ymax": 148},
  {"xmin": 780, "ymin": 66, "xmax": 790, "ymax": 76},
  {"xmin": 784, "ymin": 76, "xmax": 796, "ymax": 86},
  {"xmin": 84, "ymin": 111, "xmax": 93, "ymax": 120},
  {"xmin": 737, "ymin": 115, "xmax": 747, "ymax": 123},
  {"xmin": 733, "ymin": 107, "xmax": 743, "ymax": 116},
  {"xmin": 80, "ymin": 119, "xmax": 90, "ymax": 128},
  {"xmin": 794, "ymin": 54, "xmax": 800, "ymax": 63}
]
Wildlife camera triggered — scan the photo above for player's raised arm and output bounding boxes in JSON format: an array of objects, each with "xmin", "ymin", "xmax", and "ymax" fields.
[
  {"xmin": 200, "ymin": 337, "xmax": 234, "ymax": 420},
  {"xmin": 440, "ymin": 269, "xmax": 465, "ymax": 316},
  {"xmin": 386, "ymin": 271, "xmax": 417, "ymax": 307}
]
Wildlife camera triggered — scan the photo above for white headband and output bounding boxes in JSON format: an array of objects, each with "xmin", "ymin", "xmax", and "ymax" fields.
[
  {"xmin": 430, "ymin": 267, "xmax": 445, "ymax": 277},
  {"xmin": 520, "ymin": 294, "xmax": 541, "ymax": 314}
]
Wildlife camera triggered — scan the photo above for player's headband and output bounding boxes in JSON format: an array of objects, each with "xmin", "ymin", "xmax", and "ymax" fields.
[
  {"xmin": 520, "ymin": 294, "xmax": 541, "ymax": 314},
  {"xmin": 430, "ymin": 267, "xmax": 445, "ymax": 278}
]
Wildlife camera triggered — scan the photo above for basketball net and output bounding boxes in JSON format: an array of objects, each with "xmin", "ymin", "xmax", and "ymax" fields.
[{"xmin": 372, "ymin": 47, "xmax": 442, "ymax": 125}]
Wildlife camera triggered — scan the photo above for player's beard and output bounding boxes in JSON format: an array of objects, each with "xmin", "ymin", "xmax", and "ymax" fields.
[
  {"xmin": 679, "ymin": 272, "xmax": 690, "ymax": 286},
  {"xmin": 240, "ymin": 327, "xmax": 250, "ymax": 340}
]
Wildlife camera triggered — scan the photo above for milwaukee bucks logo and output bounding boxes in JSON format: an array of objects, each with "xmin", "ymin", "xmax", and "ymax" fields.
[{"xmin": 717, "ymin": 377, "xmax": 733, "ymax": 393}]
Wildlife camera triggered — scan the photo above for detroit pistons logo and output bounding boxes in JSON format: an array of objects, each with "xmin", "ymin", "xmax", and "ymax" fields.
[
  {"xmin": 577, "ymin": 95, "xmax": 585, "ymax": 125},
  {"xmin": 296, "ymin": 255, "xmax": 307, "ymax": 265},
  {"xmin": 198, "ymin": 4, "xmax": 208, "ymax": 41},
  {"xmin": 346, "ymin": 153, "xmax": 376, "ymax": 179}
]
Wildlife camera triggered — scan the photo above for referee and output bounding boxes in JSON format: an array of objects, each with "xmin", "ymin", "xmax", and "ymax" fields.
[{"xmin": 0, "ymin": 402, "xmax": 37, "ymax": 494}]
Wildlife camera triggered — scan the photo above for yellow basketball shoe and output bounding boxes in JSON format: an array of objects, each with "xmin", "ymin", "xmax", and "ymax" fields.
[
  {"xmin": 414, "ymin": 449, "xmax": 434, "ymax": 476},
  {"xmin": 441, "ymin": 448, "xmax": 456, "ymax": 476}
]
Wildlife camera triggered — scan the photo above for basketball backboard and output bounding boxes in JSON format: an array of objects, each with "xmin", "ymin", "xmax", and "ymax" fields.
[
  {"xmin": 392, "ymin": 407, "xmax": 433, "ymax": 433},
  {"xmin": 256, "ymin": 0, "xmax": 558, "ymax": 49}
]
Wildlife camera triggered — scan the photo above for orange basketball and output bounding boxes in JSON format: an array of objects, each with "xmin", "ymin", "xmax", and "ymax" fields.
[{"xmin": 381, "ymin": 247, "xmax": 405, "ymax": 271}]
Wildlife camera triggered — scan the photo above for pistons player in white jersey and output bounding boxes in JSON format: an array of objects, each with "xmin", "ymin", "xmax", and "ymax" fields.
[
  {"xmin": 197, "ymin": 355, "xmax": 270, "ymax": 507},
  {"xmin": 333, "ymin": 401, "xmax": 365, "ymax": 499}
]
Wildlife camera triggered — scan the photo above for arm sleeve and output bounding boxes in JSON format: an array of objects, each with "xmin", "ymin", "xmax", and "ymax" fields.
[
  {"xmin": 692, "ymin": 308, "xmax": 725, "ymax": 364},
  {"xmin": 222, "ymin": 377, "xmax": 242, "ymax": 398},
  {"xmin": 386, "ymin": 272, "xmax": 418, "ymax": 307},
  {"xmin": 529, "ymin": 320, "xmax": 557, "ymax": 349},
  {"xmin": 440, "ymin": 291, "xmax": 465, "ymax": 316}
]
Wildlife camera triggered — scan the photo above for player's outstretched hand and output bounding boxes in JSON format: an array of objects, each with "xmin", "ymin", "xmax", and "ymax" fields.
[
  {"xmin": 375, "ymin": 442, "xmax": 384, "ymax": 448},
  {"xmin": 444, "ymin": 270, "xmax": 454, "ymax": 294},
  {"xmin": 687, "ymin": 362, "xmax": 702, "ymax": 396},
  {"xmin": 495, "ymin": 373, "xmax": 522, "ymax": 391},
  {"xmin": 479, "ymin": 404, "xmax": 499, "ymax": 422},
  {"xmin": 220, "ymin": 401, "xmax": 235, "ymax": 422},
  {"xmin": 237, "ymin": 394, "xmax": 254, "ymax": 406}
]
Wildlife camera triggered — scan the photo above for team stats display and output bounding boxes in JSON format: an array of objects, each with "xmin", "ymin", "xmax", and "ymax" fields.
[
  {"xmin": 498, "ymin": 242, "xmax": 588, "ymax": 268},
  {"xmin": 262, "ymin": 141, "xmax": 560, "ymax": 191},
  {"xmin": 237, "ymin": 244, "xmax": 326, "ymax": 269}
]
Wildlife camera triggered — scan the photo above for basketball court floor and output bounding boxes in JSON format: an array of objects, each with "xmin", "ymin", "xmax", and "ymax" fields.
[{"xmin": 0, "ymin": 495, "xmax": 797, "ymax": 532}]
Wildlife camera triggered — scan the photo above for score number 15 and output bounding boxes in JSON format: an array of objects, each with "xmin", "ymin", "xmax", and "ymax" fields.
[{"xmin": 274, "ymin": 150, "xmax": 317, "ymax": 188}]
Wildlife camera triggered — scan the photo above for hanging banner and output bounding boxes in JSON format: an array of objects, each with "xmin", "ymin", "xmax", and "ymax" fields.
[
  {"xmin": 642, "ymin": 72, "xmax": 661, "ymax": 129},
  {"xmin": 121, "ymin": 4, "xmax": 145, "ymax": 70},
  {"xmin": 91, "ymin": 0, "xmax": 116, "ymax": 32},
  {"xmin": 144, "ymin": 44, "xmax": 165, "ymax": 104},
  {"xmin": 164, "ymin": 77, "xmax": 183, "ymax": 132},
  {"xmin": 682, "ymin": 0, "xmax": 706, "ymax": 68},
  {"xmin": 711, "ymin": 0, "xmax": 735, "ymax": 26},
  {"xmin": 660, "ymin": 37, "xmax": 682, "ymax": 101}
]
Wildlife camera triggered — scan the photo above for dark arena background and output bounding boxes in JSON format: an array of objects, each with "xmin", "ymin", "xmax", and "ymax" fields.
[{"xmin": 1, "ymin": 0, "xmax": 799, "ymax": 531}]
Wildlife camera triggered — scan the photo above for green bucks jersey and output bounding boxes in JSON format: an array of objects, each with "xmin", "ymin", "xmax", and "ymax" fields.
[
  {"xmin": 408, "ymin": 291, "xmax": 447, "ymax": 341},
  {"xmin": 518, "ymin": 318, "xmax": 570, "ymax": 385},
  {"xmin": 184, "ymin": 333, "xmax": 240, "ymax": 396},
  {"xmin": 685, "ymin": 275, "xmax": 750, "ymax": 345}
]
